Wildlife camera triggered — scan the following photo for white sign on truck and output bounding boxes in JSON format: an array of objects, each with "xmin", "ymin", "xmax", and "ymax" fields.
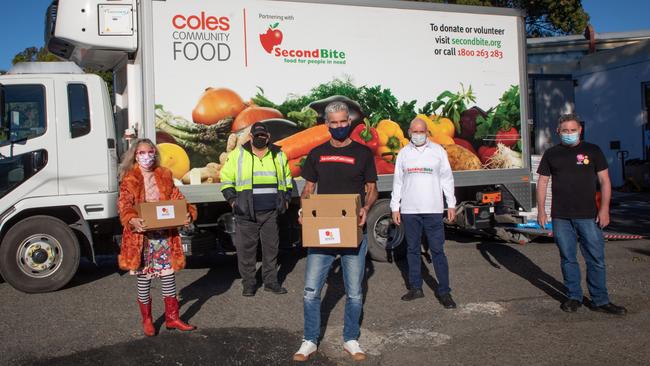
[{"xmin": 150, "ymin": 0, "xmax": 526, "ymax": 181}]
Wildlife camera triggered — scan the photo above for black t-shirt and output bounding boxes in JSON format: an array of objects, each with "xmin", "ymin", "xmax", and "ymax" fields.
[
  {"xmin": 301, "ymin": 141, "xmax": 377, "ymax": 206},
  {"xmin": 537, "ymin": 142, "xmax": 608, "ymax": 219}
]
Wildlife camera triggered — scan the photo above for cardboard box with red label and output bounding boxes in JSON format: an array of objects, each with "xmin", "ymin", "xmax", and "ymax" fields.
[
  {"xmin": 301, "ymin": 194, "xmax": 362, "ymax": 248},
  {"xmin": 136, "ymin": 200, "xmax": 188, "ymax": 230}
]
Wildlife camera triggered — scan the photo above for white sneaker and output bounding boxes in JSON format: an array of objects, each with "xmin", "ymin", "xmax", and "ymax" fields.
[
  {"xmin": 343, "ymin": 340, "xmax": 367, "ymax": 361},
  {"xmin": 293, "ymin": 340, "xmax": 317, "ymax": 362}
]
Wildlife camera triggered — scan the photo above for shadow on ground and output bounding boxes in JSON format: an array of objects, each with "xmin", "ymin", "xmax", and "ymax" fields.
[
  {"xmin": 477, "ymin": 242, "xmax": 567, "ymax": 303},
  {"xmin": 608, "ymin": 192, "xmax": 650, "ymax": 237},
  {"xmin": 18, "ymin": 328, "xmax": 336, "ymax": 366},
  {"xmin": 62, "ymin": 255, "xmax": 121, "ymax": 290}
]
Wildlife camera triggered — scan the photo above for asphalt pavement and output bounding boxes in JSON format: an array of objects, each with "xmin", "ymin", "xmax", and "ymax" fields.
[{"xmin": 1, "ymin": 192, "xmax": 649, "ymax": 366}]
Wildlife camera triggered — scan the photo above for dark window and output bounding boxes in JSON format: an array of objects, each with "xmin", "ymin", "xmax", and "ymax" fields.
[
  {"xmin": 67, "ymin": 83, "xmax": 90, "ymax": 138},
  {"xmin": 0, "ymin": 149, "xmax": 48, "ymax": 199},
  {"xmin": 1, "ymin": 85, "xmax": 46, "ymax": 145}
]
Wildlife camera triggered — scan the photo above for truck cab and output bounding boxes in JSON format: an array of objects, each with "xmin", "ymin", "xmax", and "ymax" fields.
[{"xmin": 0, "ymin": 62, "xmax": 118, "ymax": 293}]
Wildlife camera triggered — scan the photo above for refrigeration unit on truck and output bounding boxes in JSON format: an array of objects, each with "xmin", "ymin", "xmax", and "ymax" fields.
[{"xmin": 0, "ymin": 0, "xmax": 533, "ymax": 293}]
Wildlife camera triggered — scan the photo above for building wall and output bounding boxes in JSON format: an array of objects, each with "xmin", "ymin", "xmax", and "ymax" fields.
[{"xmin": 574, "ymin": 58, "xmax": 650, "ymax": 186}]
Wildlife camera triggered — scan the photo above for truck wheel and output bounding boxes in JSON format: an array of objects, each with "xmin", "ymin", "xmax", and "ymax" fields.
[
  {"xmin": 0, "ymin": 216, "xmax": 80, "ymax": 293},
  {"xmin": 367, "ymin": 199, "xmax": 405, "ymax": 262}
]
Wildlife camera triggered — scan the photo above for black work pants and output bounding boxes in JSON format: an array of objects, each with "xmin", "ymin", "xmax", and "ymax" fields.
[{"xmin": 234, "ymin": 210, "xmax": 280, "ymax": 288}]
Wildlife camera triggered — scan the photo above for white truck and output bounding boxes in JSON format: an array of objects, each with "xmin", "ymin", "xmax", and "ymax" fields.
[{"xmin": 0, "ymin": 0, "xmax": 533, "ymax": 293}]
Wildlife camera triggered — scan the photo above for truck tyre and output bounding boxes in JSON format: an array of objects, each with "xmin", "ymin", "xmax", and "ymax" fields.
[
  {"xmin": 0, "ymin": 216, "xmax": 80, "ymax": 293},
  {"xmin": 367, "ymin": 199, "xmax": 405, "ymax": 262}
]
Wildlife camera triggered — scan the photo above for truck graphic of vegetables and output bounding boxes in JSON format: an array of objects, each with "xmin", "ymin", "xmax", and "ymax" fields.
[{"xmin": 154, "ymin": 80, "xmax": 523, "ymax": 185}]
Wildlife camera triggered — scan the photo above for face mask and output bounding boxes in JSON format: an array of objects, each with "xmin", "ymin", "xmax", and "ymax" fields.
[
  {"xmin": 136, "ymin": 154, "xmax": 155, "ymax": 170},
  {"xmin": 411, "ymin": 133, "xmax": 427, "ymax": 146},
  {"xmin": 560, "ymin": 132, "xmax": 580, "ymax": 146},
  {"xmin": 329, "ymin": 125, "xmax": 351, "ymax": 141},
  {"xmin": 252, "ymin": 136, "xmax": 268, "ymax": 149}
]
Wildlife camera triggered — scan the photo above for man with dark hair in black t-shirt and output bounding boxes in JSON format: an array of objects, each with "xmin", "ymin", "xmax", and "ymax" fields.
[
  {"xmin": 537, "ymin": 113, "xmax": 626, "ymax": 316},
  {"xmin": 292, "ymin": 101, "xmax": 378, "ymax": 362}
]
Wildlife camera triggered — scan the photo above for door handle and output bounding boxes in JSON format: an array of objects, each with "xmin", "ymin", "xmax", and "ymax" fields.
[{"xmin": 31, "ymin": 150, "xmax": 48, "ymax": 172}]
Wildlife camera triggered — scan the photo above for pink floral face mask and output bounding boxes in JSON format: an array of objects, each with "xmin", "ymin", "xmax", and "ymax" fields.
[{"xmin": 136, "ymin": 150, "xmax": 155, "ymax": 170}]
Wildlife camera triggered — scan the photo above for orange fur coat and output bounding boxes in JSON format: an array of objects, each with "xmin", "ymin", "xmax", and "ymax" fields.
[{"xmin": 117, "ymin": 166, "xmax": 197, "ymax": 272}]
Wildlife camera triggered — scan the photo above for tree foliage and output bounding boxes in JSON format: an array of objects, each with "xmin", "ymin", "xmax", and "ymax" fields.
[
  {"xmin": 409, "ymin": 0, "xmax": 590, "ymax": 37},
  {"xmin": 11, "ymin": 47, "xmax": 59, "ymax": 64},
  {"xmin": 10, "ymin": 47, "xmax": 113, "ymax": 91}
]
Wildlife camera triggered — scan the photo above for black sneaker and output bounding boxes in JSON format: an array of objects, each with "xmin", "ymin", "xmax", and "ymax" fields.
[
  {"xmin": 401, "ymin": 288, "xmax": 425, "ymax": 301},
  {"xmin": 592, "ymin": 302, "xmax": 627, "ymax": 316},
  {"xmin": 264, "ymin": 283, "xmax": 288, "ymax": 295},
  {"xmin": 438, "ymin": 293, "xmax": 457, "ymax": 309},
  {"xmin": 242, "ymin": 286, "xmax": 257, "ymax": 297},
  {"xmin": 560, "ymin": 299, "xmax": 582, "ymax": 313}
]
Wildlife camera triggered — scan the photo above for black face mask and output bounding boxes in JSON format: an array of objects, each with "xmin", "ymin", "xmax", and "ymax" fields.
[{"xmin": 252, "ymin": 136, "xmax": 269, "ymax": 149}]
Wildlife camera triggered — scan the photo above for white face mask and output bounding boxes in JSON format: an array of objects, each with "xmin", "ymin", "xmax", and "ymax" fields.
[{"xmin": 411, "ymin": 133, "xmax": 427, "ymax": 146}]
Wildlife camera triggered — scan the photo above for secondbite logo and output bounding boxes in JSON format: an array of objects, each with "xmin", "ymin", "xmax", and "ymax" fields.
[
  {"xmin": 259, "ymin": 23, "xmax": 347, "ymax": 65},
  {"xmin": 259, "ymin": 23, "xmax": 283, "ymax": 53}
]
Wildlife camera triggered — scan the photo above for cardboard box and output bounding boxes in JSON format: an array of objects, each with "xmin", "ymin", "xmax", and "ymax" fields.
[
  {"xmin": 136, "ymin": 200, "xmax": 188, "ymax": 230},
  {"xmin": 301, "ymin": 194, "xmax": 362, "ymax": 248}
]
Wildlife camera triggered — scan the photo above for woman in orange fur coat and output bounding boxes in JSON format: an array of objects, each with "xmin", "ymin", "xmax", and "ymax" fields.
[{"xmin": 117, "ymin": 138, "xmax": 197, "ymax": 336}]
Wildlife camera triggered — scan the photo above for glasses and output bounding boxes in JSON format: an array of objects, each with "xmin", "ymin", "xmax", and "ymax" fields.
[{"xmin": 136, "ymin": 151, "xmax": 155, "ymax": 156}]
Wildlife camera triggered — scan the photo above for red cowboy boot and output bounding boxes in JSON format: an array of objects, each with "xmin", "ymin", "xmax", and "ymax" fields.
[
  {"xmin": 137, "ymin": 299, "xmax": 156, "ymax": 337},
  {"xmin": 163, "ymin": 296, "xmax": 196, "ymax": 331}
]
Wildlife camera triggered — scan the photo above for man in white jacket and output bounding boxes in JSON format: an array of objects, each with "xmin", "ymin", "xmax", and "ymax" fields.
[{"xmin": 390, "ymin": 117, "xmax": 458, "ymax": 308}]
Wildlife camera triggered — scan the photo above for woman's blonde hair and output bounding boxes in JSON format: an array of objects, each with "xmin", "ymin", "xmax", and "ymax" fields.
[{"xmin": 118, "ymin": 138, "xmax": 160, "ymax": 181}]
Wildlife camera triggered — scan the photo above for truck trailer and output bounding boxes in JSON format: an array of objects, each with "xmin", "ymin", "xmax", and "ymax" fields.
[{"xmin": 0, "ymin": 0, "xmax": 533, "ymax": 293}]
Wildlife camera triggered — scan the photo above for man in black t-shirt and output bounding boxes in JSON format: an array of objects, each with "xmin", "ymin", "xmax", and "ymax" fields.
[
  {"xmin": 292, "ymin": 101, "xmax": 378, "ymax": 362},
  {"xmin": 537, "ymin": 113, "xmax": 626, "ymax": 316}
]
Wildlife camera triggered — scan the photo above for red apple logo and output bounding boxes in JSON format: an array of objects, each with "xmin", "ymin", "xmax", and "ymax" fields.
[{"xmin": 259, "ymin": 23, "xmax": 283, "ymax": 53}]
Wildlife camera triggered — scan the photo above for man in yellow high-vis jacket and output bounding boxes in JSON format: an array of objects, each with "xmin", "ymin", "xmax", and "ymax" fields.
[{"xmin": 220, "ymin": 122, "xmax": 293, "ymax": 296}]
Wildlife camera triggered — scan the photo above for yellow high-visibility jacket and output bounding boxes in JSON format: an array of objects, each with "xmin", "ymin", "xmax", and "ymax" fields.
[{"xmin": 220, "ymin": 142, "xmax": 292, "ymax": 219}]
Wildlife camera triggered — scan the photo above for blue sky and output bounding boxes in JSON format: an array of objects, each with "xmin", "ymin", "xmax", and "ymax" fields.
[{"xmin": 0, "ymin": 0, "xmax": 649, "ymax": 71}]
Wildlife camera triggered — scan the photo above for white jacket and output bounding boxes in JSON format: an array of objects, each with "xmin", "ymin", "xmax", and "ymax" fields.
[{"xmin": 390, "ymin": 141, "xmax": 456, "ymax": 214}]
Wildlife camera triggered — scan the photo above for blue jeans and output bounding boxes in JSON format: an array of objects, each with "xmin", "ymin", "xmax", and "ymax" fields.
[
  {"xmin": 552, "ymin": 218, "xmax": 610, "ymax": 306},
  {"xmin": 303, "ymin": 235, "xmax": 368, "ymax": 343},
  {"xmin": 402, "ymin": 214, "xmax": 451, "ymax": 295}
]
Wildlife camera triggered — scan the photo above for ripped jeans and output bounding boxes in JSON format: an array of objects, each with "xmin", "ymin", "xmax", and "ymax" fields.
[{"xmin": 302, "ymin": 235, "xmax": 368, "ymax": 343}]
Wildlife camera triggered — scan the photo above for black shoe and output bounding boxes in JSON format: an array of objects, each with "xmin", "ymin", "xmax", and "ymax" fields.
[
  {"xmin": 264, "ymin": 283, "xmax": 288, "ymax": 295},
  {"xmin": 401, "ymin": 288, "xmax": 425, "ymax": 301},
  {"xmin": 242, "ymin": 286, "xmax": 256, "ymax": 297},
  {"xmin": 560, "ymin": 299, "xmax": 582, "ymax": 313},
  {"xmin": 438, "ymin": 293, "xmax": 457, "ymax": 309},
  {"xmin": 592, "ymin": 302, "xmax": 627, "ymax": 316}
]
